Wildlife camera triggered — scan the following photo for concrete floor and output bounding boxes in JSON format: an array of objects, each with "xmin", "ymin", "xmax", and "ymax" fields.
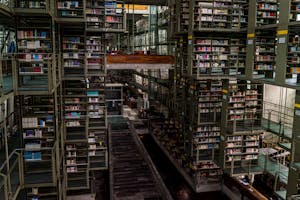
[{"xmin": 67, "ymin": 194, "xmax": 96, "ymax": 200}]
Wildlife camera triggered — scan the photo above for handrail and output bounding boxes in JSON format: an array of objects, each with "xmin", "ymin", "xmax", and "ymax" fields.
[
  {"xmin": 263, "ymin": 101, "xmax": 295, "ymax": 112},
  {"xmin": 0, "ymin": 0, "xmax": 10, "ymax": 8},
  {"xmin": 0, "ymin": 142, "xmax": 57, "ymax": 200},
  {"xmin": 0, "ymin": 149, "xmax": 19, "ymax": 172},
  {"xmin": 0, "ymin": 144, "xmax": 57, "ymax": 175}
]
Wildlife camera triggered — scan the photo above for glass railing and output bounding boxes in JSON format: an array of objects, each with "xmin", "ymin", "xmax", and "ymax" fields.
[{"xmin": 262, "ymin": 102, "xmax": 294, "ymax": 140}]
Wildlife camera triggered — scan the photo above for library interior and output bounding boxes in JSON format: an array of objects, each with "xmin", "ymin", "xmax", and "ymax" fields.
[{"xmin": 1, "ymin": 0, "xmax": 300, "ymax": 200}]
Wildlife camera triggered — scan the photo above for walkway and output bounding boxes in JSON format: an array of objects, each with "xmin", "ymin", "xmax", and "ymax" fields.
[{"xmin": 109, "ymin": 117, "xmax": 162, "ymax": 200}]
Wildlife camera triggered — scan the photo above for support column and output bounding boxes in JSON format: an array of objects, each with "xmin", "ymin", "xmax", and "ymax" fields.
[
  {"xmin": 245, "ymin": 0, "xmax": 256, "ymax": 79},
  {"xmin": 275, "ymin": 0, "xmax": 290, "ymax": 84},
  {"xmin": 220, "ymin": 80, "xmax": 229, "ymax": 169},
  {"xmin": 287, "ymin": 90, "xmax": 300, "ymax": 197}
]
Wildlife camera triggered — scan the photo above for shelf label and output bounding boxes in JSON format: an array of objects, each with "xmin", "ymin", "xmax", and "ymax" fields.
[
  {"xmin": 247, "ymin": 33, "xmax": 255, "ymax": 38},
  {"xmin": 222, "ymin": 89, "xmax": 228, "ymax": 94},
  {"xmin": 277, "ymin": 30, "xmax": 288, "ymax": 36},
  {"xmin": 247, "ymin": 39, "xmax": 253, "ymax": 45},
  {"xmin": 220, "ymin": 135, "xmax": 225, "ymax": 141},
  {"xmin": 295, "ymin": 110, "xmax": 300, "ymax": 117},
  {"xmin": 278, "ymin": 37, "xmax": 286, "ymax": 44}
]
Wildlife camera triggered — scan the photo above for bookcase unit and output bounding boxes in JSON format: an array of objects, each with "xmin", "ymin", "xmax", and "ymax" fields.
[
  {"xmin": 229, "ymin": 38, "xmax": 246, "ymax": 76},
  {"xmin": 225, "ymin": 80, "xmax": 263, "ymax": 133},
  {"xmin": 61, "ymin": 31, "xmax": 89, "ymax": 189},
  {"xmin": 20, "ymin": 95, "xmax": 57, "ymax": 186},
  {"xmin": 224, "ymin": 133, "xmax": 261, "ymax": 170},
  {"xmin": 62, "ymin": 35, "xmax": 85, "ymax": 78},
  {"xmin": 13, "ymin": 0, "xmax": 46, "ymax": 9},
  {"xmin": 193, "ymin": 36, "xmax": 247, "ymax": 78},
  {"xmin": 85, "ymin": 33, "xmax": 107, "ymax": 170},
  {"xmin": 180, "ymin": 0, "xmax": 189, "ymax": 32},
  {"xmin": 254, "ymin": 30, "xmax": 277, "ymax": 79},
  {"xmin": 16, "ymin": 21, "xmax": 53, "ymax": 91},
  {"xmin": 194, "ymin": 0, "xmax": 248, "ymax": 30},
  {"xmin": 105, "ymin": 83, "xmax": 123, "ymax": 116},
  {"xmin": 85, "ymin": 0, "xmax": 125, "ymax": 32},
  {"xmin": 104, "ymin": 0, "xmax": 125, "ymax": 31},
  {"xmin": 86, "ymin": 35, "xmax": 105, "ymax": 75},
  {"xmin": 86, "ymin": 0, "xmax": 105, "ymax": 30},
  {"xmin": 63, "ymin": 79, "xmax": 89, "ymax": 190},
  {"xmin": 287, "ymin": 31, "xmax": 300, "ymax": 83},
  {"xmin": 193, "ymin": 37, "xmax": 230, "ymax": 76},
  {"xmin": 87, "ymin": 75, "xmax": 107, "ymax": 170},
  {"xmin": 57, "ymin": 0, "xmax": 84, "ymax": 18},
  {"xmin": 290, "ymin": 0, "xmax": 300, "ymax": 22},
  {"xmin": 256, "ymin": 0, "xmax": 278, "ymax": 26},
  {"xmin": 25, "ymin": 186, "xmax": 58, "ymax": 200},
  {"xmin": 186, "ymin": 79, "xmax": 222, "ymax": 187},
  {"xmin": 221, "ymin": 79, "xmax": 264, "ymax": 174}
]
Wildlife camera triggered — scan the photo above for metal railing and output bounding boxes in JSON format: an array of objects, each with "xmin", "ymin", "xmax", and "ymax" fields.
[
  {"xmin": 0, "ymin": 150, "xmax": 22, "ymax": 200},
  {"xmin": 0, "ymin": 143, "xmax": 57, "ymax": 200},
  {"xmin": 263, "ymin": 101, "xmax": 294, "ymax": 128},
  {"xmin": 0, "ymin": 0, "xmax": 11, "ymax": 8}
]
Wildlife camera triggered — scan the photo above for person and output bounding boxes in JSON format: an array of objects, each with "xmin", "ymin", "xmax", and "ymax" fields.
[{"xmin": 242, "ymin": 175, "xmax": 250, "ymax": 183}]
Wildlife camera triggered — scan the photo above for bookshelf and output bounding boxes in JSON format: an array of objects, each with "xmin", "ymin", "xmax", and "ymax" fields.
[
  {"xmin": 254, "ymin": 30, "xmax": 277, "ymax": 79},
  {"xmin": 153, "ymin": 118, "xmax": 185, "ymax": 169},
  {"xmin": 287, "ymin": 32, "xmax": 300, "ymax": 83},
  {"xmin": 256, "ymin": 0, "xmax": 278, "ymax": 26},
  {"xmin": 85, "ymin": 0, "xmax": 125, "ymax": 32},
  {"xmin": 25, "ymin": 186, "xmax": 58, "ymax": 200},
  {"xmin": 20, "ymin": 95, "xmax": 56, "ymax": 184},
  {"xmin": 63, "ymin": 79, "xmax": 89, "ymax": 190},
  {"xmin": 16, "ymin": 26, "xmax": 52, "ymax": 90},
  {"xmin": 13, "ymin": 0, "xmax": 46, "ymax": 9},
  {"xmin": 21, "ymin": 95, "xmax": 55, "ymax": 149},
  {"xmin": 180, "ymin": 0, "xmax": 189, "ymax": 32},
  {"xmin": 193, "ymin": 0, "xmax": 248, "ymax": 30},
  {"xmin": 63, "ymin": 79, "xmax": 87, "ymax": 141},
  {"xmin": 229, "ymin": 38, "xmax": 246, "ymax": 76},
  {"xmin": 104, "ymin": 0, "xmax": 125, "ymax": 31},
  {"xmin": 62, "ymin": 35, "xmax": 85, "ymax": 78},
  {"xmin": 193, "ymin": 38, "xmax": 230, "ymax": 77},
  {"xmin": 224, "ymin": 133, "xmax": 260, "ymax": 170},
  {"xmin": 86, "ymin": 35, "xmax": 105, "ymax": 75},
  {"xmin": 186, "ymin": 79, "xmax": 222, "ymax": 185},
  {"xmin": 290, "ymin": 0, "xmax": 300, "ymax": 22},
  {"xmin": 57, "ymin": 0, "xmax": 84, "ymax": 17},
  {"xmin": 65, "ymin": 143, "xmax": 89, "ymax": 189},
  {"xmin": 105, "ymin": 83, "xmax": 123, "ymax": 116},
  {"xmin": 195, "ymin": 1, "xmax": 229, "ymax": 29},
  {"xmin": 87, "ymin": 76, "xmax": 107, "ymax": 170},
  {"xmin": 85, "ymin": 32, "xmax": 108, "ymax": 170},
  {"xmin": 226, "ymin": 80, "xmax": 263, "ymax": 133},
  {"xmin": 86, "ymin": 0, "xmax": 105, "ymax": 30},
  {"xmin": 221, "ymin": 79, "xmax": 264, "ymax": 174},
  {"xmin": 232, "ymin": 0, "xmax": 248, "ymax": 29}
]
